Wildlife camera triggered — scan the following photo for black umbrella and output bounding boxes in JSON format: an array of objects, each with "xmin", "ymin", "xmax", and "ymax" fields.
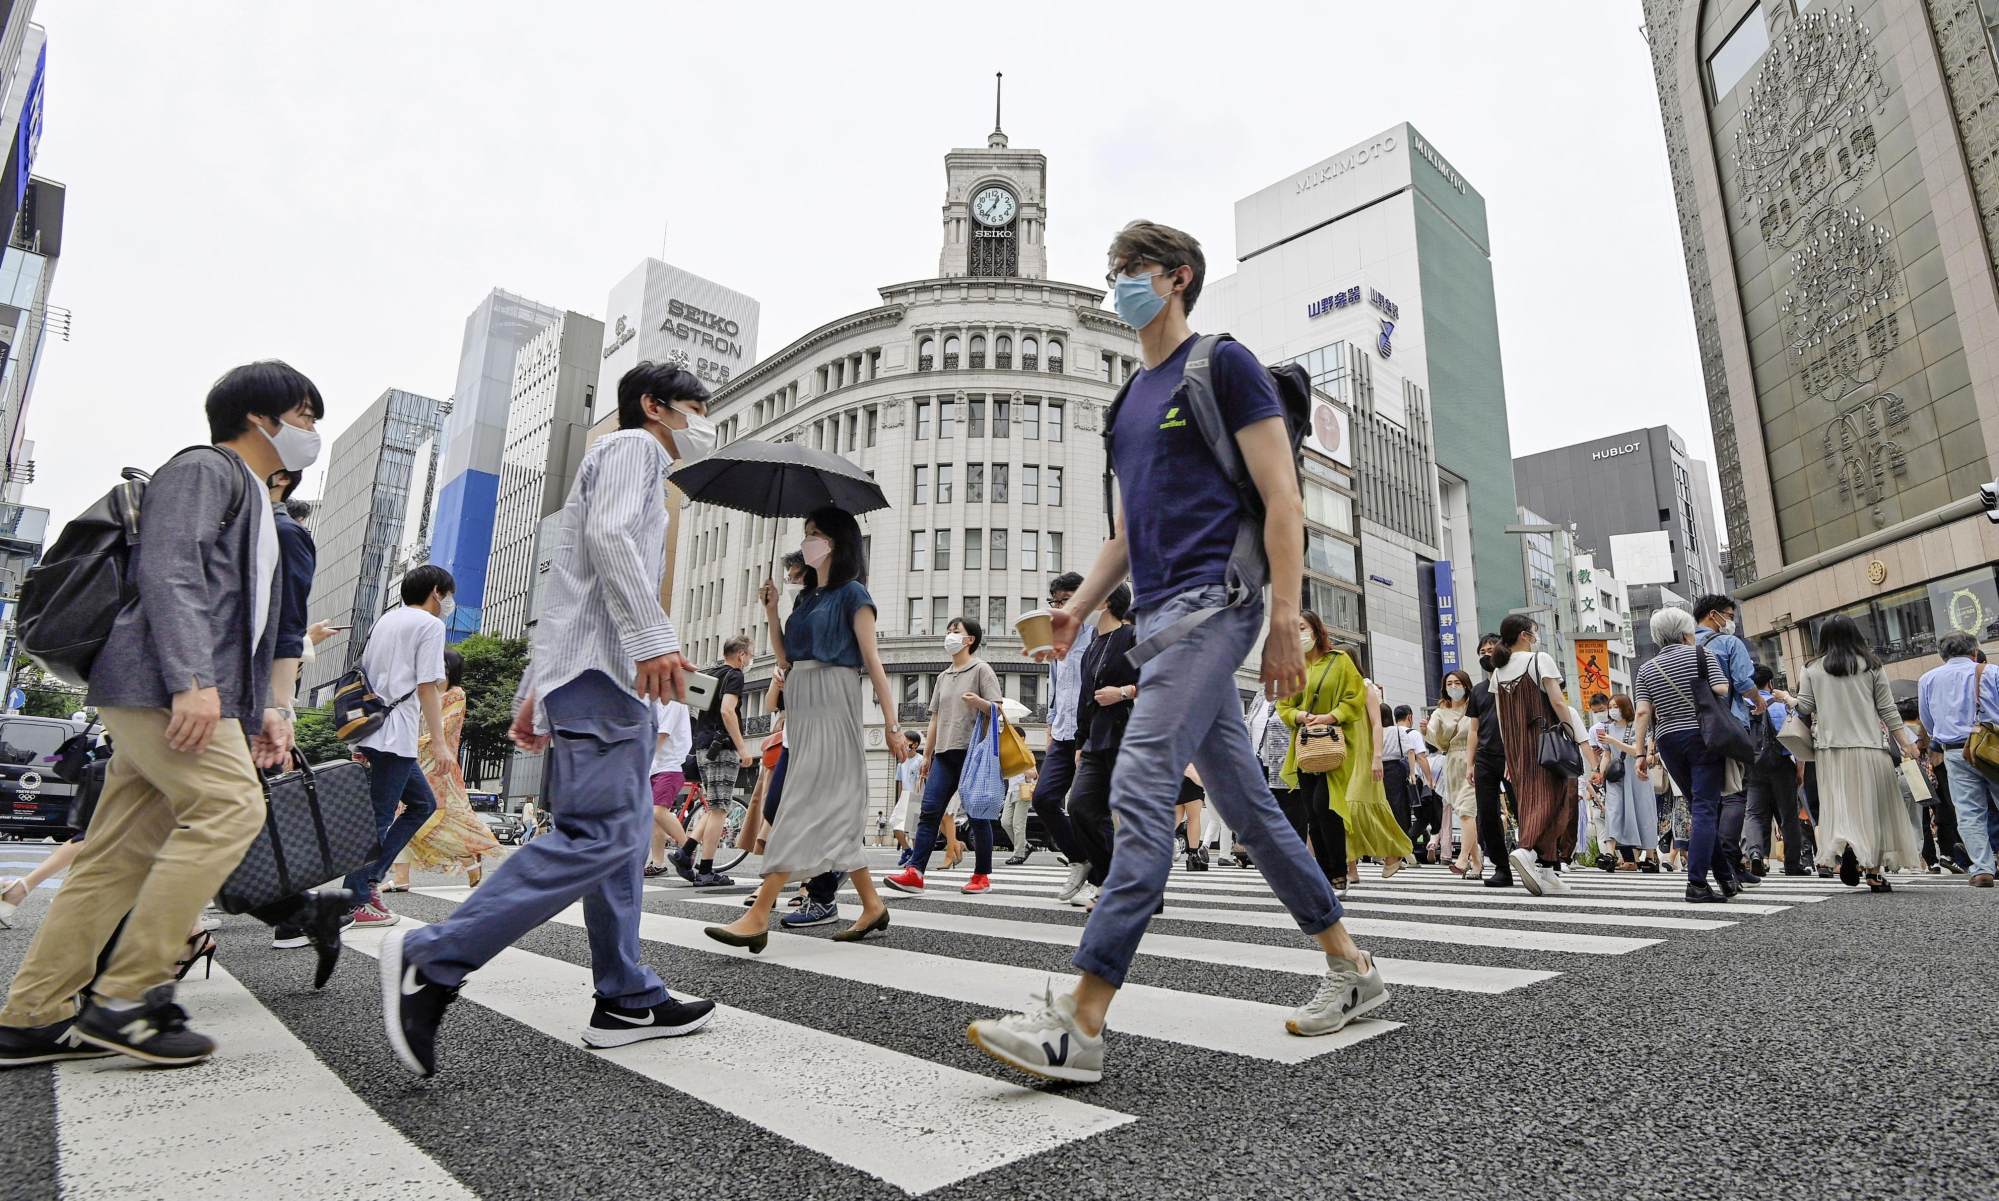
[{"xmin": 668, "ymin": 439, "xmax": 890, "ymax": 579}]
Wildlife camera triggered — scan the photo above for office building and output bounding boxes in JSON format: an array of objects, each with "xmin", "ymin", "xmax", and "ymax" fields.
[
  {"xmin": 0, "ymin": 14, "xmax": 60, "ymax": 505},
  {"xmin": 1512, "ymin": 425, "xmax": 1726, "ymax": 602},
  {"xmin": 1200, "ymin": 122, "xmax": 1519, "ymax": 704},
  {"xmin": 428, "ymin": 288, "xmax": 563, "ymax": 641},
  {"xmin": 1513, "ymin": 510, "xmax": 1636, "ymax": 708},
  {"xmin": 482, "ymin": 311, "xmax": 604, "ymax": 641},
  {"xmin": 595, "ymin": 258, "xmax": 761, "ymax": 422},
  {"xmin": 680, "ymin": 115, "xmax": 1138, "ymax": 817},
  {"xmin": 1645, "ymin": 0, "xmax": 1999, "ymax": 680},
  {"xmin": 301, "ymin": 389, "xmax": 446, "ymax": 703}
]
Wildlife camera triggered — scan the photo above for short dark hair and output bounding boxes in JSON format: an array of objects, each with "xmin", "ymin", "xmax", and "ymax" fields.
[
  {"xmin": 804, "ymin": 506, "xmax": 866, "ymax": 589},
  {"xmin": 616, "ymin": 361, "xmax": 710, "ymax": 431},
  {"xmin": 1692, "ymin": 594, "xmax": 1738, "ymax": 623},
  {"xmin": 723, "ymin": 635, "xmax": 752, "ymax": 659},
  {"xmin": 1392, "ymin": 704, "xmax": 1413, "ymax": 722},
  {"xmin": 401, "ymin": 564, "xmax": 455, "ymax": 607},
  {"xmin": 904, "ymin": 730, "xmax": 922, "ymax": 749},
  {"xmin": 1378, "ymin": 703, "xmax": 1394, "ymax": 726},
  {"xmin": 948, "ymin": 615, "xmax": 985, "ymax": 653},
  {"xmin": 205, "ymin": 360, "xmax": 325, "ymax": 442},
  {"xmin": 444, "ymin": 648, "xmax": 464, "ymax": 690},
  {"xmin": 1896, "ymin": 696, "xmax": 1920, "ymax": 722},
  {"xmin": 283, "ymin": 498, "xmax": 313, "ymax": 523},
  {"xmin": 1939, "ymin": 633, "xmax": 1979, "ymax": 661},
  {"xmin": 1107, "ymin": 220, "xmax": 1207, "ymax": 315},
  {"xmin": 780, "ymin": 550, "xmax": 806, "ymax": 574},
  {"xmin": 1048, "ymin": 572, "xmax": 1085, "ymax": 598},
  {"xmin": 1105, "ymin": 583, "xmax": 1133, "ymax": 622},
  {"xmin": 1588, "ymin": 692, "xmax": 1610, "ymax": 708},
  {"xmin": 1752, "ymin": 663, "xmax": 1775, "ymax": 687},
  {"xmin": 1478, "ymin": 632, "xmax": 1502, "ymax": 650}
]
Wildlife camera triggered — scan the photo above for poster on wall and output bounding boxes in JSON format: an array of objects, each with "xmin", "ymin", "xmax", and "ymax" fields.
[{"xmin": 1573, "ymin": 639, "xmax": 1612, "ymax": 703}]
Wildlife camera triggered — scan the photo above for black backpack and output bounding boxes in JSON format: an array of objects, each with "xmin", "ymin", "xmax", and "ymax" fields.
[
  {"xmin": 1102, "ymin": 333, "xmax": 1312, "ymax": 667},
  {"xmin": 16, "ymin": 446, "xmax": 246, "ymax": 687}
]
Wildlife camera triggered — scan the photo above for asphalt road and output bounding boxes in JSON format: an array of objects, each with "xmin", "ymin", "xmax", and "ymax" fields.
[{"xmin": 1, "ymin": 838, "xmax": 1994, "ymax": 1201}]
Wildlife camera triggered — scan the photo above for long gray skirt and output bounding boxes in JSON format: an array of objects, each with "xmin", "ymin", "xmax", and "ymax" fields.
[
  {"xmin": 1816, "ymin": 747, "xmax": 1925, "ymax": 872},
  {"xmin": 759, "ymin": 660, "xmax": 870, "ymax": 879},
  {"xmin": 1601, "ymin": 768, "xmax": 1660, "ymax": 847}
]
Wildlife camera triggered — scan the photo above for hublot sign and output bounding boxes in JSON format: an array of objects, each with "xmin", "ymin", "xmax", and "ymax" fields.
[{"xmin": 1591, "ymin": 441, "xmax": 1643, "ymax": 462}]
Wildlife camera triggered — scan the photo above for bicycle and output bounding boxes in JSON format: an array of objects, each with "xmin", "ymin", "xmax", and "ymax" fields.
[{"xmin": 673, "ymin": 780, "xmax": 752, "ymax": 875}]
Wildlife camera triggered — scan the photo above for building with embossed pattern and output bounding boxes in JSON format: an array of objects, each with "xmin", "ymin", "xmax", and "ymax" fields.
[{"xmin": 1645, "ymin": 0, "xmax": 1999, "ymax": 680}]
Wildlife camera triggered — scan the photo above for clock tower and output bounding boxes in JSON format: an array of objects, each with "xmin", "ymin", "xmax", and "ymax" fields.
[{"xmin": 939, "ymin": 73, "xmax": 1048, "ymax": 279}]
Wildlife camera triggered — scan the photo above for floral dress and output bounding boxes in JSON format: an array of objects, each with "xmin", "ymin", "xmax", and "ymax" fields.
[{"xmin": 405, "ymin": 686, "xmax": 499, "ymax": 872}]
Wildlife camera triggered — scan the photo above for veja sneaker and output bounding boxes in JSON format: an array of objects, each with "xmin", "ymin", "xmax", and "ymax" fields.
[
  {"xmin": 580, "ymin": 995, "xmax": 716, "ymax": 1049},
  {"xmin": 882, "ymin": 868, "xmax": 926, "ymax": 894},
  {"xmin": 1054, "ymin": 861, "xmax": 1091, "ymax": 902},
  {"xmin": 967, "ymin": 983, "xmax": 1105, "ymax": 1083},
  {"xmin": 961, "ymin": 874, "xmax": 993, "ymax": 894},
  {"xmin": 1286, "ymin": 953, "xmax": 1390, "ymax": 1037},
  {"xmin": 1509, "ymin": 848, "xmax": 1544, "ymax": 897}
]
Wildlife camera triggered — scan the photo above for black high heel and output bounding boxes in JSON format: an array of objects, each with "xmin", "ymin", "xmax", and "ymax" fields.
[{"xmin": 175, "ymin": 931, "xmax": 218, "ymax": 982}]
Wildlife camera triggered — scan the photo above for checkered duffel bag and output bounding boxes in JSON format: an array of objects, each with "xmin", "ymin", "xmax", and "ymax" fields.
[{"xmin": 217, "ymin": 752, "xmax": 379, "ymax": 913}]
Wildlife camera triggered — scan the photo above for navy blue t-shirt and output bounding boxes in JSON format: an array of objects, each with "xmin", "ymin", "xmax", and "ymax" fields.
[
  {"xmin": 782, "ymin": 580, "xmax": 875, "ymax": 670},
  {"xmin": 1111, "ymin": 334, "xmax": 1283, "ymax": 609}
]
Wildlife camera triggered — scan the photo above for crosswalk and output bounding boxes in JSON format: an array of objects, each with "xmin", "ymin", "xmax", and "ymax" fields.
[{"xmin": 9, "ymin": 848, "xmax": 1955, "ymax": 1199}]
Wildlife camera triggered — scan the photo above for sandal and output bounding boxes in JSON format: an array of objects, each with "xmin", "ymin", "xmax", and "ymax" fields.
[
  {"xmin": 0, "ymin": 877, "xmax": 25, "ymax": 928},
  {"xmin": 175, "ymin": 931, "xmax": 218, "ymax": 982}
]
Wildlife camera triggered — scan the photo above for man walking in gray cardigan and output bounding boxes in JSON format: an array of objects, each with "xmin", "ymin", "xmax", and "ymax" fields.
[{"xmin": 0, "ymin": 361, "xmax": 324, "ymax": 1070}]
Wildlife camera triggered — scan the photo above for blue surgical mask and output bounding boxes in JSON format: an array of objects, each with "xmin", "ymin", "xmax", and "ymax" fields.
[{"xmin": 1111, "ymin": 272, "xmax": 1168, "ymax": 330}]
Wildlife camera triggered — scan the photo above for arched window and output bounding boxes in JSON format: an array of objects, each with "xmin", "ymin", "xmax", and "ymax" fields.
[
  {"xmin": 943, "ymin": 335, "xmax": 961, "ymax": 369},
  {"xmin": 995, "ymin": 335, "xmax": 1013, "ymax": 369},
  {"xmin": 1021, "ymin": 336, "xmax": 1039, "ymax": 371},
  {"xmin": 969, "ymin": 334, "xmax": 987, "ymax": 369},
  {"xmin": 919, "ymin": 337, "xmax": 936, "ymax": 371},
  {"xmin": 1046, "ymin": 339, "xmax": 1064, "ymax": 373}
]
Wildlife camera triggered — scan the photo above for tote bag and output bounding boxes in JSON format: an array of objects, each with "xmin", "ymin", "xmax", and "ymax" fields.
[{"xmin": 956, "ymin": 713, "xmax": 1006, "ymax": 822}]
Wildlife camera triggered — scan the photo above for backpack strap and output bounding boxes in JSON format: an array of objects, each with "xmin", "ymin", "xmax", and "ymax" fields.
[{"xmin": 1100, "ymin": 375, "xmax": 1136, "ymax": 540}]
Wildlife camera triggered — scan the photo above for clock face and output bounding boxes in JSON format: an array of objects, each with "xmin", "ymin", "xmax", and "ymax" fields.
[{"xmin": 972, "ymin": 186, "xmax": 1017, "ymax": 227}]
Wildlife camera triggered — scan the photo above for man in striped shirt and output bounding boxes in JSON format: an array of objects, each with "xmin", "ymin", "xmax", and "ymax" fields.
[{"xmin": 378, "ymin": 362, "xmax": 720, "ymax": 1078}]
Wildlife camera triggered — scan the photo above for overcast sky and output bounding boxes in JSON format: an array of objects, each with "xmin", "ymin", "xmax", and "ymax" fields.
[{"xmin": 24, "ymin": 0, "xmax": 1714, "ymax": 539}]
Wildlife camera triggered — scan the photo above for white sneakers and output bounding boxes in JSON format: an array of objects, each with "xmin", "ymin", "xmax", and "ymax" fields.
[
  {"xmin": 967, "ymin": 984, "xmax": 1105, "ymax": 1083},
  {"xmin": 1066, "ymin": 882, "xmax": 1097, "ymax": 908},
  {"xmin": 1053, "ymin": 861, "xmax": 1091, "ymax": 903},
  {"xmin": 1509, "ymin": 847, "xmax": 1543, "ymax": 896},
  {"xmin": 1286, "ymin": 953, "xmax": 1390, "ymax": 1037},
  {"xmin": 1538, "ymin": 866, "xmax": 1571, "ymax": 895}
]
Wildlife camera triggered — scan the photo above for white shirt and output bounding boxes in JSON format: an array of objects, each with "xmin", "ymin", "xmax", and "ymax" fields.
[
  {"xmin": 651, "ymin": 700, "xmax": 693, "ymax": 776},
  {"xmin": 356, "ymin": 604, "xmax": 447, "ymax": 758},
  {"xmin": 897, "ymin": 756, "xmax": 923, "ymax": 799},
  {"xmin": 519, "ymin": 432, "xmax": 679, "ymax": 729},
  {"xmin": 245, "ymin": 461, "xmax": 278, "ymax": 648}
]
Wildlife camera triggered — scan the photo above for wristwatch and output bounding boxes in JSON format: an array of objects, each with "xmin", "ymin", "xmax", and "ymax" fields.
[{"xmin": 1121, "ymin": 685, "xmax": 1136, "ymax": 701}]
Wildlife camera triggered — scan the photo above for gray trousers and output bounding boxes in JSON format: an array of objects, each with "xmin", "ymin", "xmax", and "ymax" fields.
[
  {"xmin": 403, "ymin": 670, "xmax": 668, "ymax": 1008},
  {"xmin": 1073, "ymin": 585, "xmax": 1341, "ymax": 988},
  {"xmin": 1001, "ymin": 785, "xmax": 1031, "ymax": 853}
]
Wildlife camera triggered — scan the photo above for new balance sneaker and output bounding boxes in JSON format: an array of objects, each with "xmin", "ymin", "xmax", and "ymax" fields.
[
  {"xmin": 74, "ymin": 986, "xmax": 216, "ymax": 1067},
  {"xmin": 690, "ymin": 871, "xmax": 735, "ymax": 888},
  {"xmin": 1053, "ymin": 861, "xmax": 1091, "ymax": 902},
  {"xmin": 1508, "ymin": 848, "xmax": 1544, "ymax": 897},
  {"xmin": 580, "ymin": 995, "xmax": 716, "ymax": 1049},
  {"xmin": 669, "ymin": 844, "xmax": 698, "ymax": 883},
  {"xmin": 781, "ymin": 899, "xmax": 841, "ymax": 928},
  {"xmin": 379, "ymin": 929, "xmax": 458, "ymax": 1078},
  {"xmin": 966, "ymin": 984, "xmax": 1105, "ymax": 1084},
  {"xmin": 961, "ymin": 874, "xmax": 993, "ymax": 894},
  {"xmin": 0, "ymin": 1019, "xmax": 119, "ymax": 1068},
  {"xmin": 882, "ymin": 868, "xmax": 925, "ymax": 893},
  {"xmin": 351, "ymin": 905, "xmax": 400, "ymax": 929},
  {"xmin": 1286, "ymin": 953, "xmax": 1390, "ymax": 1037}
]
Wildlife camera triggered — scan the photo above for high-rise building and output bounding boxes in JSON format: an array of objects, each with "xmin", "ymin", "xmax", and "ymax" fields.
[
  {"xmin": 1512, "ymin": 425, "xmax": 1726, "ymax": 601},
  {"xmin": 302, "ymin": 388, "xmax": 446, "ymax": 704},
  {"xmin": 428, "ymin": 288, "xmax": 562, "ymax": 641},
  {"xmin": 1645, "ymin": 0, "xmax": 1999, "ymax": 678},
  {"xmin": 0, "ymin": 12, "xmax": 59, "ymax": 506},
  {"xmin": 593, "ymin": 258, "xmax": 761, "ymax": 423},
  {"xmin": 679, "ymin": 115, "xmax": 1139, "ymax": 819},
  {"xmin": 1198, "ymin": 122, "xmax": 1520, "ymax": 705},
  {"xmin": 482, "ymin": 311, "xmax": 604, "ymax": 641}
]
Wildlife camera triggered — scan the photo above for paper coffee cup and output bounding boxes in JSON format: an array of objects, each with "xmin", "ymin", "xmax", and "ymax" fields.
[{"xmin": 1014, "ymin": 609, "xmax": 1055, "ymax": 659}]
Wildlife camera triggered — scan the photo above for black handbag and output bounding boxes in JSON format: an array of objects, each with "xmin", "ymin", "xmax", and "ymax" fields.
[
  {"xmin": 1693, "ymin": 647, "xmax": 1758, "ymax": 764},
  {"xmin": 217, "ymin": 751, "xmax": 379, "ymax": 913},
  {"xmin": 1530, "ymin": 659, "xmax": 1585, "ymax": 779},
  {"xmin": 1749, "ymin": 710, "xmax": 1784, "ymax": 774}
]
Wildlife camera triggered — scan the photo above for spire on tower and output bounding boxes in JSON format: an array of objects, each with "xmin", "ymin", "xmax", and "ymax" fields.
[{"xmin": 988, "ymin": 71, "xmax": 1007, "ymax": 149}]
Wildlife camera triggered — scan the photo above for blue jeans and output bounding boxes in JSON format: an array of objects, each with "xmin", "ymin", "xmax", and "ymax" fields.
[
  {"xmin": 1656, "ymin": 729, "xmax": 1734, "ymax": 888},
  {"xmin": 402, "ymin": 670, "xmax": 668, "ymax": 1008},
  {"xmin": 345, "ymin": 749, "xmax": 438, "ymax": 897},
  {"xmin": 907, "ymin": 748, "xmax": 976, "ymax": 874},
  {"xmin": 1030, "ymin": 738, "xmax": 1083, "ymax": 860},
  {"xmin": 1074, "ymin": 586, "xmax": 1341, "ymax": 988},
  {"xmin": 1942, "ymin": 749, "xmax": 1999, "ymax": 878}
]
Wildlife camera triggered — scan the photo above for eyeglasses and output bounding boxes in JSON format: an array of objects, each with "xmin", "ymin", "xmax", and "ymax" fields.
[{"xmin": 1104, "ymin": 263, "xmax": 1167, "ymax": 289}]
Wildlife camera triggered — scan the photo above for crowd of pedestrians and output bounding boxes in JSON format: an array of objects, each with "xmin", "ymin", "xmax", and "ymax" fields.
[{"xmin": 0, "ymin": 216, "xmax": 1993, "ymax": 1094}]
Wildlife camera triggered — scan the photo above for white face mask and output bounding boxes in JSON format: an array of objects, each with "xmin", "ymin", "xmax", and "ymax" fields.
[
  {"xmin": 260, "ymin": 415, "xmax": 322, "ymax": 472},
  {"xmin": 1446, "ymin": 684, "xmax": 1467, "ymax": 702},
  {"xmin": 1298, "ymin": 630, "xmax": 1315, "ymax": 651},
  {"xmin": 438, "ymin": 595, "xmax": 456, "ymax": 622},
  {"xmin": 1718, "ymin": 618, "xmax": 1737, "ymax": 637},
  {"xmin": 661, "ymin": 402, "xmax": 717, "ymax": 463},
  {"xmin": 943, "ymin": 632, "xmax": 968, "ymax": 654}
]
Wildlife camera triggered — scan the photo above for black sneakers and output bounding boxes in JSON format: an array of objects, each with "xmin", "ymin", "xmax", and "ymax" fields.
[
  {"xmin": 379, "ymin": 929, "xmax": 458, "ymax": 1078},
  {"xmin": 0, "ymin": 1018, "xmax": 119, "ymax": 1068},
  {"xmin": 580, "ymin": 995, "xmax": 717, "ymax": 1049},
  {"xmin": 74, "ymin": 986, "xmax": 216, "ymax": 1066}
]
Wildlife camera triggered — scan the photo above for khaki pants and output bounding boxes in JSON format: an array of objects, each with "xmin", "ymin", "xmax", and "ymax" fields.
[{"xmin": 0, "ymin": 708, "xmax": 265, "ymax": 1027}]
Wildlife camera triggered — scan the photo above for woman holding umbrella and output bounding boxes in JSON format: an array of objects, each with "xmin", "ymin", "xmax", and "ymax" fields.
[{"xmin": 704, "ymin": 506, "xmax": 907, "ymax": 951}]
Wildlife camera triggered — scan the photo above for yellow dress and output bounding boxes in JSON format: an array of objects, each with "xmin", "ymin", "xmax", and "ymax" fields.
[
  {"xmin": 1277, "ymin": 651, "xmax": 1412, "ymax": 860},
  {"xmin": 405, "ymin": 687, "xmax": 500, "ymax": 871}
]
